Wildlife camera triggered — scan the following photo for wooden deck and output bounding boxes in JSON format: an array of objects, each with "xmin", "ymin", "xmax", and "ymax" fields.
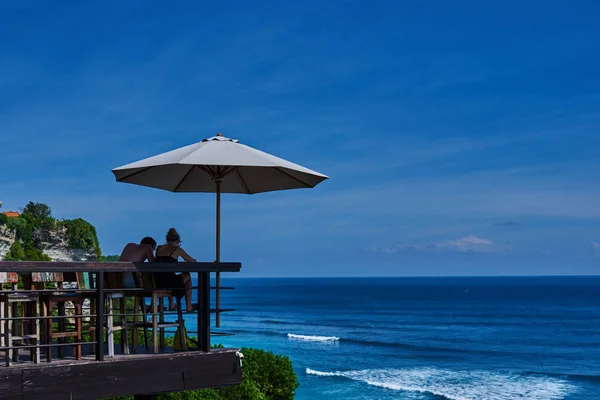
[
  {"xmin": 0, "ymin": 260, "xmax": 244, "ymax": 399},
  {"xmin": 0, "ymin": 347, "xmax": 242, "ymax": 400}
]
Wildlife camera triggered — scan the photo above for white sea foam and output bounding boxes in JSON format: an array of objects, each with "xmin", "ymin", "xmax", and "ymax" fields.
[
  {"xmin": 306, "ymin": 367, "xmax": 575, "ymax": 400},
  {"xmin": 287, "ymin": 333, "xmax": 340, "ymax": 342}
]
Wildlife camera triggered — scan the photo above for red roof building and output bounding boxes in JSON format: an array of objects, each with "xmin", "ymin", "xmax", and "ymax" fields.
[{"xmin": 2, "ymin": 211, "xmax": 20, "ymax": 218}]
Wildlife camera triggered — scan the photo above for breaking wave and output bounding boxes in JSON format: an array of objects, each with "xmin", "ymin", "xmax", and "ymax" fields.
[
  {"xmin": 287, "ymin": 333, "xmax": 340, "ymax": 342},
  {"xmin": 305, "ymin": 367, "xmax": 575, "ymax": 400}
]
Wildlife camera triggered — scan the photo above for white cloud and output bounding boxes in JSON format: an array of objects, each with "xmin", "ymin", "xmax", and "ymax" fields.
[
  {"xmin": 370, "ymin": 235, "xmax": 508, "ymax": 255},
  {"xmin": 444, "ymin": 235, "xmax": 498, "ymax": 253}
]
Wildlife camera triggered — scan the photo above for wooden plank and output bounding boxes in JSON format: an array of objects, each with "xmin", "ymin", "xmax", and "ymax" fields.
[
  {"xmin": 0, "ymin": 261, "xmax": 242, "ymax": 273},
  {"xmin": 16, "ymin": 350, "xmax": 242, "ymax": 400},
  {"xmin": 183, "ymin": 350, "xmax": 241, "ymax": 390}
]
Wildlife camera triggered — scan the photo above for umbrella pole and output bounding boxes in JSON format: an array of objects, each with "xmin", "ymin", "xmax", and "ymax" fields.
[{"xmin": 215, "ymin": 179, "xmax": 222, "ymax": 328}]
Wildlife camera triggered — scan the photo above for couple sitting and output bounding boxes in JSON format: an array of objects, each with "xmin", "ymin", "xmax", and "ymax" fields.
[{"xmin": 119, "ymin": 228, "xmax": 196, "ymax": 312}]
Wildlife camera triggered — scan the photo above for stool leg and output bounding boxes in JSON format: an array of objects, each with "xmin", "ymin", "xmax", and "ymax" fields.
[
  {"xmin": 75, "ymin": 303, "xmax": 82, "ymax": 360},
  {"xmin": 0, "ymin": 300, "xmax": 4, "ymax": 348},
  {"xmin": 47, "ymin": 299, "xmax": 53, "ymax": 363},
  {"xmin": 57, "ymin": 302, "xmax": 64, "ymax": 359},
  {"xmin": 152, "ymin": 294, "xmax": 158, "ymax": 354},
  {"xmin": 132, "ymin": 296, "xmax": 141, "ymax": 354},
  {"xmin": 34, "ymin": 300, "xmax": 40, "ymax": 363},
  {"xmin": 107, "ymin": 297, "xmax": 114, "ymax": 358},
  {"xmin": 11, "ymin": 302, "xmax": 18, "ymax": 363},
  {"xmin": 27, "ymin": 302, "xmax": 34, "ymax": 362},
  {"xmin": 120, "ymin": 297, "xmax": 129, "ymax": 355},
  {"xmin": 159, "ymin": 300, "xmax": 165, "ymax": 351},
  {"xmin": 141, "ymin": 299, "xmax": 149, "ymax": 351},
  {"xmin": 4, "ymin": 301, "xmax": 11, "ymax": 367},
  {"xmin": 177, "ymin": 300, "xmax": 186, "ymax": 351},
  {"xmin": 89, "ymin": 299, "xmax": 96, "ymax": 355}
]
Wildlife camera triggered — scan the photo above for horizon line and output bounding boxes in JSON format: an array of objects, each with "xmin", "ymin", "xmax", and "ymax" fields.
[{"xmin": 212, "ymin": 274, "xmax": 600, "ymax": 279}]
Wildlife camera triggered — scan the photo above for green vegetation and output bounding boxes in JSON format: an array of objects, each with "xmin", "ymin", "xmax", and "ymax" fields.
[
  {"xmin": 61, "ymin": 217, "xmax": 102, "ymax": 259},
  {"xmin": 100, "ymin": 254, "xmax": 120, "ymax": 261},
  {"xmin": 4, "ymin": 241, "xmax": 50, "ymax": 261},
  {"xmin": 2, "ymin": 202, "xmax": 53, "ymax": 261},
  {"xmin": 1, "ymin": 201, "xmax": 101, "ymax": 261}
]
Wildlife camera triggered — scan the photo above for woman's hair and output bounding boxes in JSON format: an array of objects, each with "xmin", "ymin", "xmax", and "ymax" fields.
[{"xmin": 166, "ymin": 228, "xmax": 180, "ymax": 243}]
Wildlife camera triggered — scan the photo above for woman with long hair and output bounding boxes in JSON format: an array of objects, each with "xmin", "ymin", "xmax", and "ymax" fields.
[{"xmin": 154, "ymin": 228, "xmax": 196, "ymax": 312}]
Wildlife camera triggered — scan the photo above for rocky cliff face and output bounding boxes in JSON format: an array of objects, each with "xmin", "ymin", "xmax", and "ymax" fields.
[
  {"xmin": 0, "ymin": 223, "xmax": 98, "ymax": 262},
  {"xmin": 0, "ymin": 225, "xmax": 16, "ymax": 259},
  {"xmin": 34, "ymin": 225, "xmax": 98, "ymax": 261}
]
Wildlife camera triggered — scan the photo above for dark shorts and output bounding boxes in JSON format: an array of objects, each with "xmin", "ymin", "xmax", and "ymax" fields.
[{"xmin": 153, "ymin": 272, "xmax": 185, "ymax": 299}]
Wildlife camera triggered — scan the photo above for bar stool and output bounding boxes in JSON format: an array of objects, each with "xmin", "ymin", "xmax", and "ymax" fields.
[
  {"xmin": 52, "ymin": 272, "xmax": 130, "ymax": 360},
  {"xmin": 132, "ymin": 273, "xmax": 186, "ymax": 354},
  {"xmin": 31, "ymin": 272, "xmax": 84, "ymax": 362},
  {"xmin": 1, "ymin": 272, "xmax": 41, "ymax": 366},
  {"xmin": 89, "ymin": 272, "xmax": 134, "ymax": 358}
]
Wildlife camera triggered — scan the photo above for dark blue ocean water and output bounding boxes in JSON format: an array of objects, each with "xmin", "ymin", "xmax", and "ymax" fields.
[{"xmin": 178, "ymin": 276, "xmax": 600, "ymax": 400}]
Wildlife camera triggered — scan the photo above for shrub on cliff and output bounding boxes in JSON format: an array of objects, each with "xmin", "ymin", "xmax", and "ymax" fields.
[
  {"xmin": 3, "ymin": 242, "xmax": 25, "ymax": 261},
  {"xmin": 61, "ymin": 218, "xmax": 102, "ymax": 258},
  {"xmin": 4, "ymin": 241, "xmax": 51, "ymax": 261},
  {"xmin": 231, "ymin": 347, "xmax": 299, "ymax": 400}
]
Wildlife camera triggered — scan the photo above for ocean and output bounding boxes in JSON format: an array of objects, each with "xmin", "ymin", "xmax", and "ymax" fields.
[{"xmin": 179, "ymin": 276, "xmax": 600, "ymax": 400}]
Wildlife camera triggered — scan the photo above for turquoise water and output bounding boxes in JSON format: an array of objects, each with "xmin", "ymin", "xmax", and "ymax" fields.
[{"xmin": 173, "ymin": 276, "xmax": 600, "ymax": 399}]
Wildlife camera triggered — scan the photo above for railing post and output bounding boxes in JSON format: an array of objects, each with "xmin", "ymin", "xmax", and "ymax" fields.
[
  {"xmin": 197, "ymin": 271, "xmax": 210, "ymax": 352},
  {"xmin": 95, "ymin": 271, "xmax": 104, "ymax": 361}
]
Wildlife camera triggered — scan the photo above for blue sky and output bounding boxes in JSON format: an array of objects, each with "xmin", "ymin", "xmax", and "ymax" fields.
[{"xmin": 1, "ymin": 1, "xmax": 599, "ymax": 277}]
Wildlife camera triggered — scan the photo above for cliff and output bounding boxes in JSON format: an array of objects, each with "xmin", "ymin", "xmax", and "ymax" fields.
[
  {"xmin": 0, "ymin": 224, "xmax": 16, "ymax": 259},
  {"xmin": 0, "ymin": 202, "xmax": 101, "ymax": 262},
  {"xmin": 33, "ymin": 224, "xmax": 99, "ymax": 262}
]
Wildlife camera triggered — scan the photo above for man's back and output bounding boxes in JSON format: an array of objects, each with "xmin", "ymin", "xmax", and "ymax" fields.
[
  {"xmin": 119, "ymin": 243, "xmax": 154, "ymax": 263},
  {"xmin": 113, "ymin": 242, "xmax": 155, "ymax": 289}
]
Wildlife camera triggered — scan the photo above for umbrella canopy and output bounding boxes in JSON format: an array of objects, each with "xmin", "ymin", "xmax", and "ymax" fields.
[
  {"xmin": 112, "ymin": 133, "xmax": 328, "ymax": 327},
  {"xmin": 112, "ymin": 134, "xmax": 328, "ymax": 193}
]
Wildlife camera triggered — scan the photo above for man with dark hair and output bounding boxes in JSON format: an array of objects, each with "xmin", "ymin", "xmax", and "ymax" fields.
[
  {"xmin": 140, "ymin": 237, "xmax": 157, "ymax": 248},
  {"xmin": 118, "ymin": 237, "xmax": 157, "ymax": 288}
]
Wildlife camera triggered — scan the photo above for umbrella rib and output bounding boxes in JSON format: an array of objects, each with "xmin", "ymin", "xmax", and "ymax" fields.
[
  {"xmin": 115, "ymin": 166, "xmax": 154, "ymax": 182},
  {"xmin": 197, "ymin": 165, "xmax": 217, "ymax": 177},
  {"xmin": 235, "ymin": 168, "xmax": 252, "ymax": 194},
  {"xmin": 173, "ymin": 166, "xmax": 196, "ymax": 192},
  {"xmin": 275, "ymin": 167, "xmax": 313, "ymax": 188},
  {"xmin": 222, "ymin": 166, "xmax": 236, "ymax": 178}
]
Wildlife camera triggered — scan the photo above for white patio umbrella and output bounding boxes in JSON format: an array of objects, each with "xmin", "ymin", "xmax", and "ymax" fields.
[{"xmin": 112, "ymin": 133, "xmax": 328, "ymax": 326}]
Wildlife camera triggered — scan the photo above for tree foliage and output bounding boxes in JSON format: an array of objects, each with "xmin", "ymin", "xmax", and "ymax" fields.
[
  {"xmin": 6, "ymin": 215, "xmax": 30, "ymax": 243},
  {"xmin": 60, "ymin": 217, "xmax": 102, "ymax": 258},
  {"xmin": 21, "ymin": 201, "xmax": 55, "ymax": 230},
  {"xmin": 3, "ymin": 242, "xmax": 25, "ymax": 261}
]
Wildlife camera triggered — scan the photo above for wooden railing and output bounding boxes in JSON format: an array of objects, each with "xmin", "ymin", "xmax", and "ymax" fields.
[{"xmin": 0, "ymin": 261, "xmax": 241, "ymax": 364}]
